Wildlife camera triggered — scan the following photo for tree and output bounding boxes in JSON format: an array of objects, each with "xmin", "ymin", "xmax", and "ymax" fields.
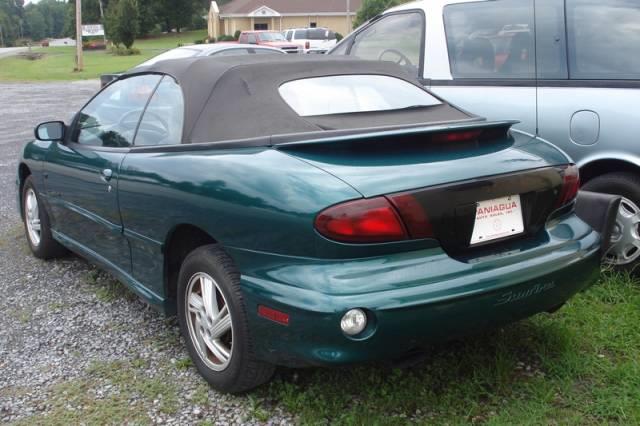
[
  {"xmin": 353, "ymin": 0, "xmax": 411, "ymax": 28},
  {"xmin": 24, "ymin": 6, "xmax": 46, "ymax": 40},
  {"xmin": 115, "ymin": 0, "xmax": 138, "ymax": 48}
]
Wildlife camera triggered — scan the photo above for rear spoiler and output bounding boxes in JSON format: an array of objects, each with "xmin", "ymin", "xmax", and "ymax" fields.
[{"xmin": 272, "ymin": 120, "xmax": 519, "ymax": 149}]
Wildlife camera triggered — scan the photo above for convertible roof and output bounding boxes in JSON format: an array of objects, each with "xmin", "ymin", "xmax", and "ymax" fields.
[{"xmin": 123, "ymin": 55, "xmax": 472, "ymax": 144}]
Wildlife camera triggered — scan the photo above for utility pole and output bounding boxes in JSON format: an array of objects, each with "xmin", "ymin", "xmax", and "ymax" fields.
[
  {"xmin": 346, "ymin": 0, "xmax": 351, "ymax": 32},
  {"xmin": 0, "ymin": 25, "xmax": 4, "ymax": 48},
  {"xmin": 75, "ymin": 0, "xmax": 84, "ymax": 71}
]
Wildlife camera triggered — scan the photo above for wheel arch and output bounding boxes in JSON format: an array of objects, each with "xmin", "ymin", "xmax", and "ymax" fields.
[
  {"xmin": 18, "ymin": 162, "xmax": 32, "ymax": 217},
  {"xmin": 578, "ymin": 156, "xmax": 640, "ymax": 185},
  {"xmin": 163, "ymin": 224, "xmax": 218, "ymax": 310}
]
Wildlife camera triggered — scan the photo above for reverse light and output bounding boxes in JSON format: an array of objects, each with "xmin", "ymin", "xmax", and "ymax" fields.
[
  {"xmin": 555, "ymin": 164, "xmax": 580, "ymax": 208},
  {"xmin": 315, "ymin": 197, "xmax": 408, "ymax": 243}
]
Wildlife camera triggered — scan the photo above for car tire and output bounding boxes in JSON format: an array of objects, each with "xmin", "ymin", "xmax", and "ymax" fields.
[
  {"xmin": 22, "ymin": 176, "xmax": 67, "ymax": 259},
  {"xmin": 582, "ymin": 172, "xmax": 640, "ymax": 272},
  {"xmin": 177, "ymin": 244, "xmax": 275, "ymax": 393}
]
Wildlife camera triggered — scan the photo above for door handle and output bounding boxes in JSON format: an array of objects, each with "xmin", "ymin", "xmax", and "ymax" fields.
[{"xmin": 101, "ymin": 168, "xmax": 113, "ymax": 182}]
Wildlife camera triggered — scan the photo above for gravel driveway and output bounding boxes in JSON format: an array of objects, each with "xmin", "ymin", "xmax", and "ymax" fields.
[{"xmin": 0, "ymin": 82, "xmax": 294, "ymax": 425}]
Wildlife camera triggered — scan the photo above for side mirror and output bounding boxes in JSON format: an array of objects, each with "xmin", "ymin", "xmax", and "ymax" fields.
[{"xmin": 35, "ymin": 121, "xmax": 65, "ymax": 141}]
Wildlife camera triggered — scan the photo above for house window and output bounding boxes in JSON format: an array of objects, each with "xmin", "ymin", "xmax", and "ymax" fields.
[
  {"xmin": 254, "ymin": 23, "xmax": 268, "ymax": 30},
  {"xmin": 310, "ymin": 22, "xmax": 317, "ymax": 28}
]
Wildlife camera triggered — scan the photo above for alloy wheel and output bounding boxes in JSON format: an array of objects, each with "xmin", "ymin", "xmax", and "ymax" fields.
[
  {"xmin": 605, "ymin": 197, "xmax": 640, "ymax": 265},
  {"xmin": 25, "ymin": 188, "xmax": 41, "ymax": 247},
  {"xmin": 185, "ymin": 272, "xmax": 234, "ymax": 371}
]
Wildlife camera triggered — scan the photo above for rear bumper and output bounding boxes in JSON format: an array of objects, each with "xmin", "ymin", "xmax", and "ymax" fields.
[{"xmin": 230, "ymin": 213, "xmax": 601, "ymax": 367}]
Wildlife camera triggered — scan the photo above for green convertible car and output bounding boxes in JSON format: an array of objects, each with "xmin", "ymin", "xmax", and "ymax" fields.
[{"xmin": 17, "ymin": 55, "xmax": 618, "ymax": 393}]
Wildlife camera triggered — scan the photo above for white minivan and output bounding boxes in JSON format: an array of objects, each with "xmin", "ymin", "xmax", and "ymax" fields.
[{"xmin": 330, "ymin": 0, "xmax": 640, "ymax": 270}]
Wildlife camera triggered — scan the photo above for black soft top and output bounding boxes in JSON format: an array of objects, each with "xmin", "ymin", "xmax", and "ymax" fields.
[{"xmin": 123, "ymin": 54, "xmax": 473, "ymax": 144}]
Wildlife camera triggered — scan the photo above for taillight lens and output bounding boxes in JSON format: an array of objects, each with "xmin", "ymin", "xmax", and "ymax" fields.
[
  {"xmin": 305, "ymin": 41, "xmax": 310, "ymax": 50},
  {"xmin": 315, "ymin": 197, "xmax": 408, "ymax": 243},
  {"xmin": 555, "ymin": 164, "xmax": 580, "ymax": 208},
  {"xmin": 387, "ymin": 193, "xmax": 434, "ymax": 239}
]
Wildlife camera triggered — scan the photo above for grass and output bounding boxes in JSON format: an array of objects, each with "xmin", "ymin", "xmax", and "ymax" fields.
[
  {"xmin": 252, "ymin": 271, "xmax": 640, "ymax": 425},
  {"xmin": 0, "ymin": 30, "xmax": 207, "ymax": 81},
  {"xmin": 12, "ymin": 271, "xmax": 639, "ymax": 424}
]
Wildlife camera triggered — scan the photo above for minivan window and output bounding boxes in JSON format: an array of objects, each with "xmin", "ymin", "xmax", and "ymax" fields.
[
  {"xmin": 444, "ymin": 0, "xmax": 535, "ymax": 79},
  {"xmin": 349, "ymin": 12, "xmax": 424, "ymax": 73},
  {"xmin": 279, "ymin": 75, "xmax": 441, "ymax": 117},
  {"xmin": 566, "ymin": 0, "xmax": 640, "ymax": 80}
]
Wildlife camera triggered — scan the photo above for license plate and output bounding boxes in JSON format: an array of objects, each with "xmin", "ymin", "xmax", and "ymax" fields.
[{"xmin": 470, "ymin": 195, "xmax": 524, "ymax": 245}]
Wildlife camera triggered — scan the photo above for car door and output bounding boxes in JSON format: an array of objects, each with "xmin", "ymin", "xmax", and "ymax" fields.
[
  {"xmin": 434, "ymin": 0, "xmax": 538, "ymax": 135},
  {"xmin": 44, "ymin": 74, "xmax": 162, "ymax": 273},
  {"xmin": 536, "ymin": 0, "xmax": 640, "ymax": 166}
]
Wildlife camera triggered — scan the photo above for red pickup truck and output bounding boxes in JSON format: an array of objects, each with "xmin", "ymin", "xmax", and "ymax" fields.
[{"xmin": 237, "ymin": 31, "xmax": 301, "ymax": 54}]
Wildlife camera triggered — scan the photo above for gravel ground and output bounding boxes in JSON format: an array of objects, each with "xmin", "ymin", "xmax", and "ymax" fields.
[{"xmin": 0, "ymin": 82, "xmax": 295, "ymax": 425}]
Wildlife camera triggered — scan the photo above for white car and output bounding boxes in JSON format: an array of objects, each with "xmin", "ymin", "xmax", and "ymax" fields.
[
  {"xmin": 283, "ymin": 28, "xmax": 337, "ymax": 54},
  {"xmin": 100, "ymin": 43, "xmax": 285, "ymax": 86}
]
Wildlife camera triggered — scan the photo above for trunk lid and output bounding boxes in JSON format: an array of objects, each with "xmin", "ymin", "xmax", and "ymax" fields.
[{"xmin": 278, "ymin": 122, "xmax": 574, "ymax": 254}]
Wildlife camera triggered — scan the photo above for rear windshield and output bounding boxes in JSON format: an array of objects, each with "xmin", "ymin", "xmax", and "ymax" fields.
[
  {"xmin": 279, "ymin": 75, "xmax": 441, "ymax": 117},
  {"xmin": 258, "ymin": 32, "xmax": 286, "ymax": 42}
]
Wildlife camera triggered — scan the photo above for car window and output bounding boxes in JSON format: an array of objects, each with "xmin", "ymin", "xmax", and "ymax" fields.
[
  {"xmin": 238, "ymin": 33, "xmax": 248, "ymax": 43},
  {"xmin": 308, "ymin": 29, "xmax": 328, "ymax": 40},
  {"xmin": 294, "ymin": 30, "xmax": 307, "ymax": 39},
  {"xmin": 285, "ymin": 31, "xmax": 292, "ymax": 41},
  {"xmin": 134, "ymin": 77, "xmax": 184, "ymax": 146},
  {"xmin": 138, "ymin": 48, "xmax": 199, "ymax": 67},
  {"xmin": 72, "ymin": 75, "xmax": 161, "ymax": 148},
  {"xmin": 258, "ymin": 32, "xmax": 286, "ymax": 42},
  {"xmin": 349, "ymin": 12, "xmax": 423, "ymax": 74},
  {"xmin": 444, "ymin": 0, "xmax": 535, "ymax": 79},
  {"xmin": 566, "ymin": 0, "xmax": 640, "ymax": 80},
  {"xmin": 279, "ymin": 75, "xmax": 441, "ymax": 117},
  {"xmin": 212, "ymin": 48, "xmax": 251, "ymax": 57},
  {"xmin": 253, "ymin": 48, "xmax": 283, "ymax": 55}
]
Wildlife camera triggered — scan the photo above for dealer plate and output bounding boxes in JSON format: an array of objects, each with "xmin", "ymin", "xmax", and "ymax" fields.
[{"xmin": 470, "ymin": 194, "xmax": 524, "ymax": 245}]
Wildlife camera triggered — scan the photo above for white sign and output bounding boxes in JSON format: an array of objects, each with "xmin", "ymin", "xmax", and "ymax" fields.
[
  {"xmin": 82, "ymin": 24, "xmax": 105, "ymax": 37},
  {"xmin": 470, "ymin": 194, "xmax": 524, "ymax": 245}
]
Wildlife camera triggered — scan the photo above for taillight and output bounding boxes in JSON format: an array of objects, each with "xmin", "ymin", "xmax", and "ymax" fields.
[
  {"xmin": 430, "ymin": 126, "xmax": 509, "ymax": 144},
  {"xmin": 315, "ymin": 197, "xmax": 408, "ymax": 243},
  {"xmin": 305, "ymin": 41, "xmax": 310, "ymax": 50},
  {"xmin": 555, "ymin": 164, "xmax": 580, "ymax": 208},
  {"xmin": 387, "ymin": 193, "xmax": 434, "ymax": 239}
]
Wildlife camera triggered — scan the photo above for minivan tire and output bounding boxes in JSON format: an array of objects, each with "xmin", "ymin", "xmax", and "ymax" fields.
[
  {"xmin": 177, "ymin": 244, "xmax": 275, "ymax": 393},
  {"xmin": 582, "ymin": 172, "xmax": 640, "ymax": 272}
]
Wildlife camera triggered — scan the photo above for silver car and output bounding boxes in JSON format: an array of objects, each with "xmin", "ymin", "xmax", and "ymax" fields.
[{"xmin": 331, "ymin": 0, "xmax": 640, "ymax": 270}]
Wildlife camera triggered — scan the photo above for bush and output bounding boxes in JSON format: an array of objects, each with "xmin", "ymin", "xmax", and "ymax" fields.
[
  {"xmin": 194, "ymin": 39, "xmax": 204, "ymax": 44},
  {"xmin": 110, "ymin": 46, "xmax": 141, "ymax": 56},
  {"xmin": 234, "ymin": 30, "xmax": 241, "ymax": 40},
  {"xmin": 335, "ymin": 32, "xmax": 344, "ymax": 42},
  {"xmin": 217, "ymin": 34, "xmax": 235, "ymax": 42}
]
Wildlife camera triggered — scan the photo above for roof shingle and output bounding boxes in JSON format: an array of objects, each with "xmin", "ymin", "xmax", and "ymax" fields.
[{"xmin": 219, "ymin": 0, "xmax": 363, "ymax": 15}]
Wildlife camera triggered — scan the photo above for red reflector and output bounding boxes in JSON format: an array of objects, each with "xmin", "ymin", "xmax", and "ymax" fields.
[
  {"xmin": 315, "ymin": 197, "xmax": 408, "ymax": 243},
  {"xmin": 387, "ymin": 193, "xmax": 434, "ymax": 239},
  {"xmin": 555, "ymin": 164, "xmax": 580, "ymax": 208},
  {"xmin": 432, "ymin": 129, "xmax": 483, "ymax": 143},
  {"xmin": 258, "ymin": 305, "xmax": 290, "ymax": 325}
]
